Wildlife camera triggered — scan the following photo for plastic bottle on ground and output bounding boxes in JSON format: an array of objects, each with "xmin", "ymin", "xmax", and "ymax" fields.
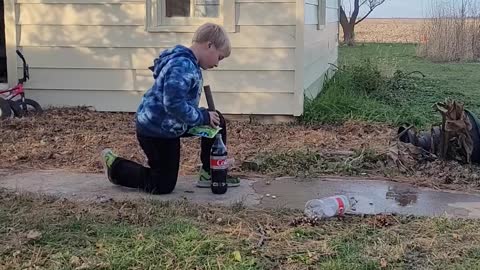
[{"xmin": 304, "ymin": 195, "xmax": 353, "ymax": 219}]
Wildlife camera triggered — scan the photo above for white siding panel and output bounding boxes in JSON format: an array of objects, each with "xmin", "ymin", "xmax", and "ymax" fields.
[
  {"xmin": 27, "ymin": 90, "xmax": 144, "ymax": 111},
  {"xmin": 303, "ymin": 24, "xmax": 338, "ymax": 67},
  {"xmin": 305, "ymin": 4, "xmax": 318, "ymax": 25},
  {"xmin": 327, "ymin": 7, "xmax": 338, "ymax": 23},
  {"xmin": 303, "ymin": 24, "xmax": 338, "ymax": 90},
  {"xmin": 18, "ymin": 25, "xmax": 296, "ymax": 48},
  {"xmin": 19, "ymin": 47, "xmax": 295, "ymax": 71},
  {"xmin": 304, "ymin": 40, "xmax": 325, "ymax": 67},
  {"xmin": 136, "ymin": 70, "xmax": 295, "ymax": 93},
  {"xmin": 237, "ymin": 3, "xmax": 296, "ymax": 25},
  {"xmin": 195, "ymin": 92, "xmax": 295, "ymax": 114},
  {"xmin": 17, "ymin": 3, "xmax": 144, "ymax": 25},
  {"xmin": 18, "ymin": 47, "xmax": 133, "ymax": 69},
  {"xmin": 27, "ymin": 90, "xmax": 295, "ymax": 114},
  {"xmin": 327, "ymin": 0, "xmax": 338, "ymax": 8},
  {"xmin": 131, "ymin": 48, "xmax": 296, "ymax": 71},
  {"xmin": 22, "ymin": 68, "xmax": 135, "ymax": 90},
  {"xmin": 215, "ymin": 48, "xmax": 296, "ymax": 70},
  {"xmin": 204, "ymin": 70, "xmax": 294, "ymax": 93},
  {"xmin": 304, "ymin": 58, "xmax": 329, "ymax": 89},
  {"xmin": 303, "ymin": 22, "xmax": 338, "ymax": 44},
  {"xmin": 13, "ymin": 0, "xmax": 303, "ymax": 115}
]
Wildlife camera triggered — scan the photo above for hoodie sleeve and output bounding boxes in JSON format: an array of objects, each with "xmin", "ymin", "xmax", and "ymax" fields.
[{"xmin": 161, "ymin": 58, "xmax": 210, "ymax": 126}]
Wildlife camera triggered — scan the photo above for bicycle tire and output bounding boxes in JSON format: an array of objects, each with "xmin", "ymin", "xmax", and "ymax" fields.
[
  {"xmin": 8, "ymin": 99, "xmax": 23, "ymax": 118},
  {"xmin": 0, "ymin": 98, "xmax": 12, "ymax": 119},
  {"xmin": 17, "ymin": 98, "xmax": 43, "ymax": 116}
]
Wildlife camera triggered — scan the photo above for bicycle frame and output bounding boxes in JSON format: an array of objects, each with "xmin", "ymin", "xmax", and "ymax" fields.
[
  {"xmin": 0, "ymin": 50, "xmax": 29, "ymax": 102},
  {"xmin": 0, "ymin": 83, "xmax": 24, "ymax": 101}
]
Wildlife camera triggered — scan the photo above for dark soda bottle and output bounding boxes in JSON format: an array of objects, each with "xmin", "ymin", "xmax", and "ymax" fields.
[{"xmin": 210, "ymin": 133, "xmax": 228, "ymax": 194}]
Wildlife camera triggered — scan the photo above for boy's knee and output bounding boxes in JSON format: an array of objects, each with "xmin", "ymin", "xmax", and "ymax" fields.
[
  {"xmin": 149, "ymin": 184, "xmax": 176, "ymax": 195},
  {"xmin": 145, "ymin": 173, "xmax": 177, "ymax": 194},
  {"xmin": 152, "ymin": 188, "xmax": 175, "ymax": 195}
]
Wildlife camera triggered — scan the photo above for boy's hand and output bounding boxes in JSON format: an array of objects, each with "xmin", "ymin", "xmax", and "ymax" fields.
[{"xmin": 209, "ymin": 111, "xmax": 220, "ymax": 128}]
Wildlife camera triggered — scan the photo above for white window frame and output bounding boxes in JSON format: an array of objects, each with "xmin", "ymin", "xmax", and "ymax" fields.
[{"xmin": 146, "ymin": 0, "xmax": 235, "ymax": 32}]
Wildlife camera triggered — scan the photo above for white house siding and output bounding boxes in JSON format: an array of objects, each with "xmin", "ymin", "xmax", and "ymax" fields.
[
  {"xmin": 12, "ymin": 0, "xmax": 298, "ymax": 115},
  {"xmin": 303, "ymin": 0, "xmax": 338, "ymax": 99}
]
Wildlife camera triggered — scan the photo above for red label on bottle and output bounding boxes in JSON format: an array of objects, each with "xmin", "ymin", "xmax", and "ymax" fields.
[
  {"xmin": 210, "ymin": 156, "xmax": 227, "ymax": 170},
  {"xmin": 335, "ymin": 197, "xmax": 345, "ymax": 215}
]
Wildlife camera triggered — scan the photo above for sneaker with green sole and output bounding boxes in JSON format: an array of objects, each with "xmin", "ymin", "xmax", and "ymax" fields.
[
  {"xmin": 196, "ymin": 168, "xmax": 240, "ymax": 188},
  {"xmin": 101, "ymin": 148, "xmax": 118, "ymax": 184}
]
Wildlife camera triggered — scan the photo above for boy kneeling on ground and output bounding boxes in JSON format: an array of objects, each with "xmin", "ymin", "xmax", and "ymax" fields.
[{"xmin": 100, "ymin": 23, "xmax": 240, "ymax": 194}]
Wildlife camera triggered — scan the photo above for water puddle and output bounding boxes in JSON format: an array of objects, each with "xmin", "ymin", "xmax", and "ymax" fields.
[{"xmin": 254, "ymin": 177, "xmax": 480, "ymax": 218}]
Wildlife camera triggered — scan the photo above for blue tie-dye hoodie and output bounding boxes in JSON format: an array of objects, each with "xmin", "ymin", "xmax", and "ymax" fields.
[{"xmin": 136, "ymin": 45, "xmax": 210, "ymax": 138}]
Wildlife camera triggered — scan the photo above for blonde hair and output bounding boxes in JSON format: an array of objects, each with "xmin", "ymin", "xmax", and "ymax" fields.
[{"xmin": 192, "ymin": 23, "xmax": 231, "ymax": 57}]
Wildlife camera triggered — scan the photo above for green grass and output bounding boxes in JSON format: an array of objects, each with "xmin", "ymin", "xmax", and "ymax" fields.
[
  {"xmin": 0, "ymin": 193, "xmax": 258, "ymax": 270},
  {"xmin": 303, "ymin": 43, "xmax": 480, "ymax": 127},
  {"xmin": 2, "ymin": 190, "xmax": 480, "ymax": 269}
]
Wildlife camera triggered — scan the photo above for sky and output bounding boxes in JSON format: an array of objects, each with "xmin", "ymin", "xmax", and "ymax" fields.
[
  {"xmin": 369, "ymin": 0, "xmax": 429, "ymax": 18},
  {"xmin": 342, "ymin": 0, "xmax": 458, "ymax": 19}
]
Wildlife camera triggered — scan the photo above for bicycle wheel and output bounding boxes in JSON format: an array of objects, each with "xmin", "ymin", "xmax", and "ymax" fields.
[
  {"xmin": 8, "ymin": 99, "xmax": 23, "ymax": 118},
  {"xmin": 0, "ymin": 97, "xmax": 12, "ymax": 119},
  {"xmin": 17, "ymin": 98, "xmax": 43, "ymax": 116}
]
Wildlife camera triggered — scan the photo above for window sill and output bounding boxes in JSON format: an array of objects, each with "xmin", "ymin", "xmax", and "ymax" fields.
[{"xmin": 146, "ymin": 25, "xmax": 236, "ymax": 33}]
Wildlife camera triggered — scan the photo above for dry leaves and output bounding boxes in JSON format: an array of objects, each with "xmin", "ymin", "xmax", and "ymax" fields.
[
  {"xmin": 380, "ymin": 258, "xmax": 388, "ymax": 268},
  {"xmin": 70, "ymin": 256, "xmax": 81, "ymax": 267},
  {"xmin": 388, "ymin": 140, "xmax": 436, "ymax": 173},
  {"xmin": 434, "ymin": 99, "xmax": 474, "ymax": 163},
  {"xmin": 289, "ymin": 216, "xmax": 323, "ymax": 227},
  {"xmin": 0, "ymin": 107, "xmax": 391, "ymax": 176},
  {"xmin": 26, "ymin": 230, "xmax": 42, "ymax": 241},
  {"xmin": 367, "ymin": 214, "xmax": 398, "ymax": 228}
]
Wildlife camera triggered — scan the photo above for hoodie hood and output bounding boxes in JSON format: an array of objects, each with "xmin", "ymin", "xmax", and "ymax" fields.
[{"xmin": 149, "ymin": 45, "xmax": 199, "ymax": 79}]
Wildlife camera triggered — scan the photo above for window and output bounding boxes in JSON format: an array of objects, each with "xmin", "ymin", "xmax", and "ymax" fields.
[
  {"xmin": 165, "ymin": 0, "xmax": 218, "ymax": 18},
  {"xmin": 146, "ymin": 0, "xmax": 235, "ymax": 32}
]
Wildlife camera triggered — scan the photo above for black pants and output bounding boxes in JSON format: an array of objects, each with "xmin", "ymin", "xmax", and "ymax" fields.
[{"xmin": 110, "ymin": 112, "xmax": 227, "ymax": 194}]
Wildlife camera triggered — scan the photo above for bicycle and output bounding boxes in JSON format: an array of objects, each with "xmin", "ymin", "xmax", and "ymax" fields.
[{"xmin": 0, "ymin": 50, "xmax": 42, "ymax": 119}]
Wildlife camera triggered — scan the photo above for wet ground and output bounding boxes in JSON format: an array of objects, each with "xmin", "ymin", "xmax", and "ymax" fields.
[
  {"xmin": 254, "ymin": 177, "xmax": 480, "ymax": 218},
  {"xmin": 2, "ymin": 169, "xmax": 480, "ymax": 218}
]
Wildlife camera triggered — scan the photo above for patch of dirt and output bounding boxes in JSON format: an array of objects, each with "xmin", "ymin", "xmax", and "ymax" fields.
[
  {"xmin": 367, "ymin": 214, "xmax": 399, "ymax": 228},
  {"xmin": 0, "ymin": 107, "xmax": 392, "ymax": 175}
]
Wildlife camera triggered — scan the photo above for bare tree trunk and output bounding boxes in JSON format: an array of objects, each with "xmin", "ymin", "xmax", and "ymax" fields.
[
  {"xmin": 339, "ymin": 0, "xmax": 386, "ymax": 46},
  {"xmin": 342, "ymin": 23, "xmax": 356, "ymax": 46},
  {"xmin": 339, "ymin": 6, "xmax": 356, "ymax": 46}
]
